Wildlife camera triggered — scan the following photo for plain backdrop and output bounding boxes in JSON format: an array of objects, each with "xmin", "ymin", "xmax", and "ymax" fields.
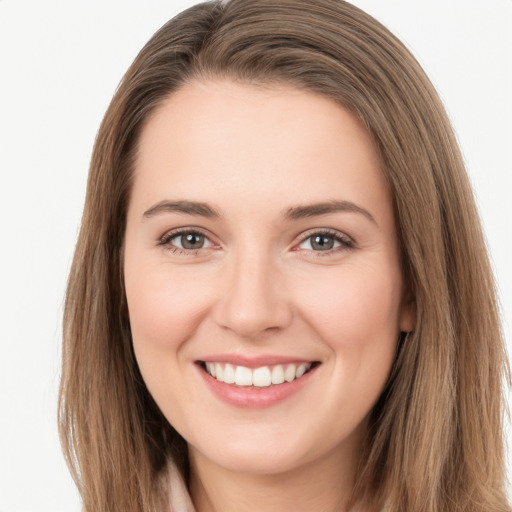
[{"xmin": 0, "ymin": 1, "xmax": 511, "ymax": 511}]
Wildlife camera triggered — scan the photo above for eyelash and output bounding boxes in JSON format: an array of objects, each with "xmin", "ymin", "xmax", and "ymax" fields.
[
  {"xmin": 295, "ymin": 228, "xmax": 355, "ymax": 257},
  {"xmin": 158, "ymin": 227, "xmax": 355, "ymax": 256},
  {"xmin": 158, "ymin": 227, "xmax": 214, "ymax": 256}
]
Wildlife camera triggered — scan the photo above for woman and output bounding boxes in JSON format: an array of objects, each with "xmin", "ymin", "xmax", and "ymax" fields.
[{"xmin": 58, "ymin": 1, "xmax": 510, "ymax": 511}]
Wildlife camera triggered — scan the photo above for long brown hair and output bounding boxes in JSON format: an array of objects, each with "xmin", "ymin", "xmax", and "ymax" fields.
[{"xmin": 59, "ymin": 1, "xmax": 510, "ymax": 511}]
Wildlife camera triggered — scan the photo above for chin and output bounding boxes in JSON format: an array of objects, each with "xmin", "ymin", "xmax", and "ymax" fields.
[
  {"xmin": 187, "ymin": 422, "xmax": 352, "ymax": 477},
  {"xmin": 194, "ymin": 443, "xmax": 310, "ymax": 476}
]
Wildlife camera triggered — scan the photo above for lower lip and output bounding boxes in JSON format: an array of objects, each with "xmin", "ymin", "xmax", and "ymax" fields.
[{"xmin": 196, "ymin": 364, "xmax": 319, "ymax": 409}]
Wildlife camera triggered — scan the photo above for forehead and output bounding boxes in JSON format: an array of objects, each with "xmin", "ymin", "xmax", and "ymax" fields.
[{"xmin": 131, "ymin": 80, "xmax": 391, "ymax": 223}]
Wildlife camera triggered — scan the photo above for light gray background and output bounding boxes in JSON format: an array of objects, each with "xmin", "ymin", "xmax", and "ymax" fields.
[{"xmin": 0, "ymin": 1, "xmax": 511, "ymax": 510}]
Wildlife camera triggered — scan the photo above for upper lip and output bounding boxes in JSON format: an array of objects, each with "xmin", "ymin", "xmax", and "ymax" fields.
[{"xmin": 197, "ymin": 354, "xmax": 319, "ymax": 368}]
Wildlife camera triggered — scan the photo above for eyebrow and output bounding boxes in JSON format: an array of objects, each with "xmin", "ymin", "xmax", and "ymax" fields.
[
  {"xmin": 284, "ymin": 200, "xmax": 376, "ymax": 224},
  {"xmin": 142, "ymin": 198, "xmax": 376, "ymax": 224},
  {"xmin": 142, "ymin": 200, "xmax": 222, "ymax": 219}
]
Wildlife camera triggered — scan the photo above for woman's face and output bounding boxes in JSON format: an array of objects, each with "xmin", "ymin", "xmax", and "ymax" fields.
[{"xmin": 124, "ymin": 80, "xmax": 413, "ymax": 475}]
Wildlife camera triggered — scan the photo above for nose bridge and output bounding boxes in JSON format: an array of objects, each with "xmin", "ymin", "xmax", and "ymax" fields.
[{"xmin": 214, "ymin": 241, "xmax": 292, "ymax": 338}]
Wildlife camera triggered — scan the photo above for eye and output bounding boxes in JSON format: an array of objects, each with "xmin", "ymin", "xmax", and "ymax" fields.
[
  {"xmin": 159, "ymin": 229, "xmax": 215, "ymax": 254},
  {"xmin": 301, "ymin": 234, "xmax": 339, "ymax": 251},
  {"xmin": 172, "ymin": 232, "xmax": 210, "ymax": 250},
  {"xmin": 297, "ymin": 230, "xmax": 354, "ymax": 253}
]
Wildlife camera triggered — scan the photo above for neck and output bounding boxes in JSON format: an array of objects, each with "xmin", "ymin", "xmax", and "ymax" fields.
[{"xmin": 188, "ymin": 435, "xmax": 365, "ymax": 512}]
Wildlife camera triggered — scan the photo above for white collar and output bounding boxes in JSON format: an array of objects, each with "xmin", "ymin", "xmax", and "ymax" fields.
[{"xmin": 161, "ymin": 458, "xmax": 196, "ymax": 512}]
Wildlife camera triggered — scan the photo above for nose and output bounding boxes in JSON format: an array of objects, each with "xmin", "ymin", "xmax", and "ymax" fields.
[{"xmin": 213, "ymin": 249, "xmax": 293, "ymax": 339}]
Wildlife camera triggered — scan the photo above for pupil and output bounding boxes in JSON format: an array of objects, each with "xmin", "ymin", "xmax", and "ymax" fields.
[
  {"xmin": 182, "ymin": 233, "xmax": 204, "ymax": 249},
  {"xmin": 312, "ymin": 235, "xmax": 334, "ymax": 250}
]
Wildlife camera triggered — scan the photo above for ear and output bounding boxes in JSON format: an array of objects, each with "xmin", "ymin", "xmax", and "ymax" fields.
[{"xmin": 399, "ymin": 293, "xmax": 416, "ymax": 333}]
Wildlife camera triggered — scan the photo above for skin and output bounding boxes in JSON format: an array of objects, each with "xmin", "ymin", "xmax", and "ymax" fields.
[{"xmin": 124, "ymin": 80, "xmax": 414, "ymax": 512}]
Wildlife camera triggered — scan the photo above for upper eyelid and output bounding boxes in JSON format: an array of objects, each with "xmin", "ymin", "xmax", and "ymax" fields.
[
  {"xmin": 159, "ymin": 226, "xmax": 214, "ymax": 243},
  {"xmin": 296, "ymin": 227, "xmax": 353, "ymax": 243}
]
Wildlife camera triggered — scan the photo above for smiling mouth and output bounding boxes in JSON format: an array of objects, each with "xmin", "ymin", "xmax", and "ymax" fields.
[{"xmin": 198, "ymin": 361, "xmax": 320, "ymax": 388}]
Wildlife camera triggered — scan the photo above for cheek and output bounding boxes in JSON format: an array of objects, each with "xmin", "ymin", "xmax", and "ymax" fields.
[
  {"xmin": 299, "ymin": 265, "xmax": 402, "ymax": 339},
  {"xmin": 125, "ymin": 268, "xmax": 207, "ymax": 346},
  {"xmin": 294, "ymin": 263, "xmax": 403, "ymax": 426},
  {"xmin": 124, "ymin": 265, "xmax": 216, "ymax": 423},
  {"xmin": 125, "ymin": 264, "xmax": 214, "ymax": 360},
  {"xmin": 293, "ymin": 260, "xmax": 403, "ymax": 389}
]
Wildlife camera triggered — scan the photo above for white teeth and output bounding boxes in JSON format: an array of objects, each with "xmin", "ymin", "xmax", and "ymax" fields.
[
  {"xmin": 205, "ymin": 362, "xmax": 313, "ymax": 387},
  {"xmin": 284, "ymin": 364, "xmax": 296, "ymax": 383},
  {"xmin": 206, "ymin": 362, "xmax": 216, "ymax": 377},
  {"xmin": 234, "ymin": 365, "xmax": 253, "ymax": 386},
  {"xmin": 223, "ymin": 364, "xmax": 235, "ymax": 384},
  {"xmin": 271, "ymin": 365, "xmax": 285, "ymax": 385},
  {"xmin": 215, "ymin": 363, "xmax": 224, "ymax": 381},
  {"xmin": 253, "ymin": 367, "xmax": 272, "ymax": 387},
  {"xmin": 296, "ymin": 363, "xmax": 308, "ymax": 378}
]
